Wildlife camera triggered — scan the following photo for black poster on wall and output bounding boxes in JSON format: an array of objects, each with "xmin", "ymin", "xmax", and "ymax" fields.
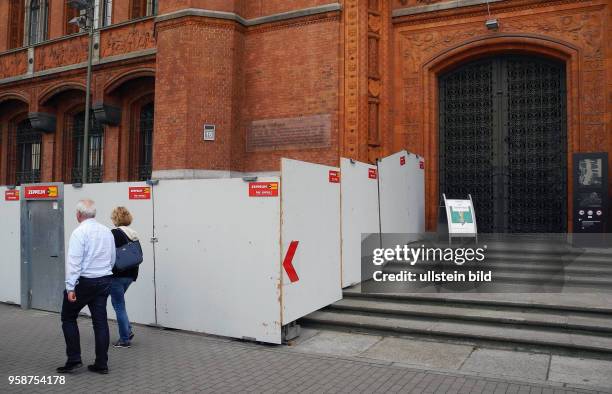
[{"xmin": 573, "ymin": 153, "xmax": 609, "ymax": 246}]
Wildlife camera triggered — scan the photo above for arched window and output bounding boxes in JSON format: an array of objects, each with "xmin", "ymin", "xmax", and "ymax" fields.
[
  {"xmin": 136, "ymin": 102, "xmax": 154, "ymax": 180},
  {"xmin": 28, "ymin": 0, "xmax": 49, "ymax": 45},
  {"xmin": 71, "ymin": 111, "xmax": 104, "ymax": 184},
  {"xmin": 15, "ymin": 119, "xmax": 42, "ymax": 185},
  {"xmin": 8, "ymin": 0, "xmax": 25, "ymax": 49}
]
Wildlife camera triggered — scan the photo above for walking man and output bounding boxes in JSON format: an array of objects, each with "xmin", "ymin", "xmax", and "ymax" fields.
[{"xmin": 57, "ymin": 199, "xmax": 116, "ymax": 374}]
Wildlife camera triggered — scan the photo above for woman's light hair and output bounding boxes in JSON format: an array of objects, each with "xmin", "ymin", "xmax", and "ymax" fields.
[
  {"xmin": 111, "ymin": 206, "xmax": 133, "ymax": 227},
  {"xmin": 76, "ymin": 199, "xmax": 96, "ymax": 218}
]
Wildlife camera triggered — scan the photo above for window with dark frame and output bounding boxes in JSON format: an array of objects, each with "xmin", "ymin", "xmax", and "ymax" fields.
[
  {"xmin": 137, "ymin": 102, "xmax": 154, "ymax": 181},
  {"xmin": 130, "ymin": 0, "xmax": 157, "ymax": 19},
  {"xmin": 15, "ymin": 119, "xmax": 42, "ymax": 186},
  {"xmin": 28, "ymin": 0, "xmax": 49, "ymax": 45},
  {"xmin": 65, "ymin": 2, "xmax": 80, "ymax": 35},
  {"xmin": 101, "ymin": 0, "xmax": 113, "ymax": 27},
  {"xmin": 71, "ymin": 111, "xmax": 104, "ymax": 184},
  {"xmin": 8, "ymin": 0, "xmax": 25, "ymax": 49}
]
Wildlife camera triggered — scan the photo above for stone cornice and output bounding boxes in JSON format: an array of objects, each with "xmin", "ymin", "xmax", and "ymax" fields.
[
  {"xmin": 393, "ymin": 0, "xmax": 507, "ymax": 17},
  {"xmin": 155, "ymin": 3, "xmax": 342, "ymax": 27},
  {"xmin": 392, "ymin": 0, "xmax": 600, "ymax": 24}
]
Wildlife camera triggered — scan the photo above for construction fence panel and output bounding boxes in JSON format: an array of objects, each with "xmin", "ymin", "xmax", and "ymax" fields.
[
  {"xmin": 340, "ymin": 158, "xmax": 380, "ymax": 288},
  {"xmin": 154, "ymin": 178, "xmax": 282, "ymax": 344},
  {"xmin": 0, "ymin": 187, "xmax": 21, "ymax": 304},
  {"xmin": 281, "ymin": 159, "xmax": 342, "ymax": 324},
  {"xmin": 63, "ymin": 182, "xmax": 156, "ymax": 326},
  {"xmin": 378, "ymin": 150, "xmax": 426, "ymax": 249}
]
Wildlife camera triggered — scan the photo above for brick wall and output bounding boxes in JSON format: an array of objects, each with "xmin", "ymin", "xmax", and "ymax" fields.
[{"xmin": 240, "ymin": 15, "xmax": 341, "ymax": 171}]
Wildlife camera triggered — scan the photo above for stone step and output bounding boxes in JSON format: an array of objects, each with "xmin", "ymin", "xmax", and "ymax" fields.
[
  {"xmin": 384, "ymin": 261, "xmax": 612, "ymax": 276},
  {"xmin": 380, "ymin": 265, "xmax": 612, "ymax": 287},
  {"xmin": 329, "ymin": 297, "xmax": 612, "ymax": 333},
  {"xmin": 301, "ymin": 310, "xmax": 612, "ymax": 353},
  {"xmin": 342, "ymin": 289, "xmax": 612, "ymax": 314},
  {"xmin": 480, "ymin": 252, "xmax": 612, "ymax": 266}
]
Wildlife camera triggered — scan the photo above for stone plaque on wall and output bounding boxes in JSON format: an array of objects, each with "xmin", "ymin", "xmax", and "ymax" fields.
[{"xmin": 246, "ymin": 114, "xmax": 331, "ymax": 152}]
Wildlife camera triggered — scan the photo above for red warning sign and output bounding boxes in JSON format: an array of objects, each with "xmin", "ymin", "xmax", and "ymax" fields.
[
  {"xmin": 368, "ymin": 168, "xmax": 377, "ymax": 180},
  {"xmin": 283, "ymin": 240, "xmax": 300, "ymax": 283},
  {"xmin": 329, "ymin": 170, "xmax": 340, "ymax": 183},
  {"xmin": 400, "ymin": 156, "xmax": 406, "ymax": 166},
  {"xmin": 249, "ymin": 182, "xmax": 279, "ymax": 197},
  {"xmin": 4, "ymin": 190, "xmax": 19, "ymax": 201},
  {"xmin": 129, "ymin": 187, "xmax": 151, "ymax": 200},
  {"xmin": 419, "ymin": 160, "xmax": 425, "ymax": 169},
  {"xmin": 24, "ymin": 185, "xmax": 59, "ymax": 200}
]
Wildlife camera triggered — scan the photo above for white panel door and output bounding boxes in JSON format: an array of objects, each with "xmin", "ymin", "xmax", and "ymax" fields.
[
  {"xmin": 0, "ymin": 187, "xmax": 21, "ymax": 304},
  {"xmin": 340, "ymin": 158, "xmax": 380, "ymax": 288},
  {"xmin": 378, "ymin": 151, "xmax": 425, "ymax": 248},
  {"xmin": 154, "ymin": 178, "xmax": 282, "ymax": 344},
  {"xmin": 63, "ymin": 182, "xmax": 156, "ymax": 326},
  {"xmin": 281, "ymin": 159, "xmax": 342, "ymax": 324}
]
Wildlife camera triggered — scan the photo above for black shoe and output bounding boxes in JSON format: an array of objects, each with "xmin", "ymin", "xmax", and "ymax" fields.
[
  {"xmin": 56, "ymin": 361, "xmax": 82, "ymax": 373},
  {"xmin": 113, "ymin": 340, "xmax": 131, "ymax": 348},
  {"xmin": 87, "ymin": 364, "xmax": 109, "ymax": 374},
  {"xmin": 129, "ymin": 331, "xmax": 135, "ymax": 341}
]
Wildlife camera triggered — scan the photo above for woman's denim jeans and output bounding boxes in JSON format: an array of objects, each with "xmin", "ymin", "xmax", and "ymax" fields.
[{"xmin": 110, "ymin": 277, "xmax": 134, "ymax": 342}]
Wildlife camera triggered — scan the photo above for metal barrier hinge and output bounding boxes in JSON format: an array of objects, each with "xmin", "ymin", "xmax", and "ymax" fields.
[{"xmin": 150, "ymin": 237, "xmax": 158, "ymax": 244}]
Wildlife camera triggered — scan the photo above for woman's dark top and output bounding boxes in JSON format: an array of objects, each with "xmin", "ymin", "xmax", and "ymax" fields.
[{"xmin": 111, "ymin": 228, "xmax": 139, "ymax": 281}]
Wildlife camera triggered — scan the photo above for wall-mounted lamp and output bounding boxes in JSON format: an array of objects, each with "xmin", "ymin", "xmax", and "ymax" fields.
[
  {"xmin": 146, "ymin": 179, "xmax": 159, "ymax": 186},
  {"xmin": 485, "ymin": 18, "xmax": 500, "ymax": 30},
  {"xmin": 7, "ymin": 185, "xmax": 16, "ymax": 190},
  {"xmin": 72, "ymin": 183, "xmax": 83, "ymax": 189},
  {"xmin": 242, "ymin": 176, "xmax": 258, "ymax": 182}
]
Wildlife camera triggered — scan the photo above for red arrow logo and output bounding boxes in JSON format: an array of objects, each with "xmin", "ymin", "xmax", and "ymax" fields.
[{"xmin": 283, "ymin": 241, "xmax": 300, "ymax": 283}]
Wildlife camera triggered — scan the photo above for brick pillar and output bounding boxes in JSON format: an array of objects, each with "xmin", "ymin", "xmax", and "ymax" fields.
[{"xmin": 153, "ymin": 16, "xmax": 242, "ymax": 179}]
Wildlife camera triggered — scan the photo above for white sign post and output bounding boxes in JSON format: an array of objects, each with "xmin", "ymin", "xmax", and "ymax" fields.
[{"xmin": 443, "ymin": 193, "xmax": 478, "ymax": 244}]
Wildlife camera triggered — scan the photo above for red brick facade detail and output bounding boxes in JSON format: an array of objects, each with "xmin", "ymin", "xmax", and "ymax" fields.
[{"xmin": 0, "ymin": 0, "xmax": 610, "ymax": 231}]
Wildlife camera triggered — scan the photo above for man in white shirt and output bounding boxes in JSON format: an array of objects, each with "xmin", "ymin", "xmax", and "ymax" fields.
[{"xmin": 57, "ymin": 199, "xmax": 116, "ymax": 375}]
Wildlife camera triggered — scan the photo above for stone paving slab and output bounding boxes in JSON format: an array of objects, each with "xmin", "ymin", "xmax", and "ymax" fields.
[
  {"xmin": 549, "ymin": 356, "xmax": 612, "ymax": 389},
  {"xmin": 459, "ymin": 349, "xmax": 550, "ymax": 381},
  {"xmin": 360, "ymin": 337, "xmax": 474, "ymax": 370},
  {"xmin": 0, "ymin": 303, "xmax": 607, "ymax": 394},
  {"xmin": 291, "ymin": 331, "xmax": 382, "ymax": 357}
]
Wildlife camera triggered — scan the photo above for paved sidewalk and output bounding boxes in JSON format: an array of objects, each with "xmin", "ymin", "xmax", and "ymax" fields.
[{"xmin": 0, "ymin": 303, "xmax": 607, "ymax": 393}]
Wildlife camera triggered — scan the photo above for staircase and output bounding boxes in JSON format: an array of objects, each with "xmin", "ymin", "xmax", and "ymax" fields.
[{"xmin": 301, "ymin": 242, "xmax": 612, "ymax": 354}]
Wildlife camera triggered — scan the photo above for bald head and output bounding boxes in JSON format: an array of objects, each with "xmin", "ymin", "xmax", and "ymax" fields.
[{"xmin": 76, "ymin": 199, "xmax": 96, "ymax": 223}]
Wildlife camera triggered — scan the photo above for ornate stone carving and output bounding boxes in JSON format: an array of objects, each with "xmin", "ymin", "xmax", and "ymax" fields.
[
  {"xmin": 100, "ymin": 19, "xmax": 156, "ymax": 58},
  {"xmin": 368, "ymin": 14, "xmax": 381, "ymax": 33},
  {"xmin": 35, "ymin": 36, "xmax": 88, "ymax": 71},
  {"xmin": 368, "ymin": 79, "xmax": 381, "ymax": 97},
  {"xmin": 0, "ymin": 50, "xmax": 28, "ymax": 79},
  {"xmin": 343, "ymin": 0, "xmax": 361, "ymax": 158}
]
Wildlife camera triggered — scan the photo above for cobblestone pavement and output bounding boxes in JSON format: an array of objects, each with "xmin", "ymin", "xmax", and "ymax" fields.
[{"xmin": 0, "ymin": 303, "xmax": 607, "ymax": 393}]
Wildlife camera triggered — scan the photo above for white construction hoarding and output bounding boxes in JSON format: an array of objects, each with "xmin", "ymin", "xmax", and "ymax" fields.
[
  {"xmin": 281, "ymin": 159, "xmax": 342, "ymax": 324},
  {"xmin": 154, "ymin": 178, "xmax": 283, "ymax": 344},
  {"xmin": 340, "ymin": 158, "xmax": 380, "ymax": 288},
  {"xmin": 0, "ymin": 187, "xmax": 21, "ymax": 304},
  {"xmin": 378, "ymin": 150, "xmax": 426, "ymax": 249},
  {"xmin": 63, "ymin": 182, "xmax": 156, "ymax": 326}
]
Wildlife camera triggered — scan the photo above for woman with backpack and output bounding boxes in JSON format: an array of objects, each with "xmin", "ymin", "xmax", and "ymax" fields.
[{"xmin": 110, "ymin": 207, "xmax": 140, "ymax": 348}]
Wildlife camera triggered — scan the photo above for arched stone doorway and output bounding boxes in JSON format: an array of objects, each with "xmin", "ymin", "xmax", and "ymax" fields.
[{"xmin": 438, "ymin": 54, "xmax": 567, "ymax": 233}]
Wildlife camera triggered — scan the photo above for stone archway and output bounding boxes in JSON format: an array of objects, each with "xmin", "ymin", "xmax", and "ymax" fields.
[
  {"xmin": 438, "ymin": 54, "xmax": 567, "ymax": 233},
  {"xmin": 419, "ymin": 35, "xmax": 580, "ymax": 231}
]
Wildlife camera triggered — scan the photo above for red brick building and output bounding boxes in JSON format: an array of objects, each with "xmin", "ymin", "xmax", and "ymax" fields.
[{"xmin": 0, "ymin": 0, "xmax": 610, "ymax": 232}]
